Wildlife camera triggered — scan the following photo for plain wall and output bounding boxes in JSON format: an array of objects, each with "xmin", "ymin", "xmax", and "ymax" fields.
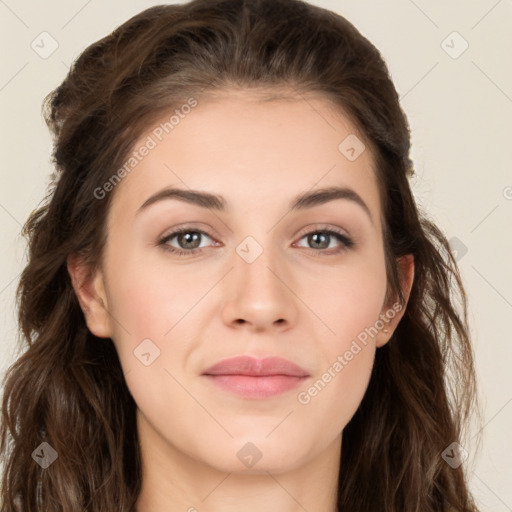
[{"xmin": 1, "ymin": 1, "xmax": 511, "ymax": 510}]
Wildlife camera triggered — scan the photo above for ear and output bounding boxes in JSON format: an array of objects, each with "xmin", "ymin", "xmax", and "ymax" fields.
[
  {"xmin": 67, "ymin": 253, "xmax": 112, "ymax": 338},
  {"xmin": 375, "ymin": 254, "xmax": 415, "ymax": 348}
]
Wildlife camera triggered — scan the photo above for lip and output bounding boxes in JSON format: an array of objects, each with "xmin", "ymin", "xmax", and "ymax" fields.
[{"xmin": 202, "ymin": 356, "xmax": 310, "ymax": 399}]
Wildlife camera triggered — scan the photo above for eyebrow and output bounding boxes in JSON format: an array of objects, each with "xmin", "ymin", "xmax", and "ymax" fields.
[{"xmin": 138, "ymin": 186, "xmax": 373, "ymax": 223}]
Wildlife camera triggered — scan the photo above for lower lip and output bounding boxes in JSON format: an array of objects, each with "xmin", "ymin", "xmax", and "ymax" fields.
[{"xmin": 204, "ymin": 375, "xmax": 308, "ymax": 399}]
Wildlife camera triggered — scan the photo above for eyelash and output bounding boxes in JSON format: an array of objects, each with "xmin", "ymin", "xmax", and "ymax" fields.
[{"xmin": 157, "ymin": 225, "xmax": 354, "ymax": 257}]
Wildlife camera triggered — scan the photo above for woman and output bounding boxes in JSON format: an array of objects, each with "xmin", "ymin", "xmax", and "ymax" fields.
[{"xmin": 0, "ymin": 0, "xmax": 480, "ymax": 510}]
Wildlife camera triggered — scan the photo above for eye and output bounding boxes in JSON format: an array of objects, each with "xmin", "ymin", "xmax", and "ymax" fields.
[
  {"xmin": 158, "ymin": 228, "xmax": 215, "ymax": 256},
  {"xmin": 157, "ymin": 225, "xmax": 354, "ymax": 256},
  {"xmin": 294, "ymin": 227, "xmax": 354, "ymax": 255}
]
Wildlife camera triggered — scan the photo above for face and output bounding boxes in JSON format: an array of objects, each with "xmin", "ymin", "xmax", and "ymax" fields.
[{"xmin": 74, "ymin": 88, "xmax": 410, "ymax": 475}]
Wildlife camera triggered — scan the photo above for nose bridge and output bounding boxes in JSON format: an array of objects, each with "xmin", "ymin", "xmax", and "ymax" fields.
[
  {"xmin": 234, "ymin": 233, "xmax": 286, "ymax": 298},
  {"xmin": 221, "ymin": 231, "xmax": 297, "ymax": 330}
]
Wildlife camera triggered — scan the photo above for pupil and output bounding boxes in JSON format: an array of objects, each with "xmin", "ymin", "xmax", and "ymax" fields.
[
  {"xmin": 310, "ymin": 232, "xmax": 328, "ymax": 249},
  {"xmin": 180, "ymin": 232, "xmax": 200, "ymax": 249}
]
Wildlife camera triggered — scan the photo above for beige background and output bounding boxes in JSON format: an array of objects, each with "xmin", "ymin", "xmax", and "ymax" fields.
[{"xmin": 1, "ymin": 0, "xmax": 511, "ymax": 509}]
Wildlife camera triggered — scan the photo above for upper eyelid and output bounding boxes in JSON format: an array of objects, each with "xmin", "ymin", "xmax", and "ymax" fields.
[{"xmin": 160, "ymin": 224, "xmax": 351, "ymax": 245}]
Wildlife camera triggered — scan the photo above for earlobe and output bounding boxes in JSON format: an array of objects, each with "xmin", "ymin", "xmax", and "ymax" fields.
[
  {"xmin": 67, "ymin": 254, "xmax": 112, "ymax": 338},
  {"xmin": 376, "ymin": 254, "xmax": 415, "ymax": 348}
]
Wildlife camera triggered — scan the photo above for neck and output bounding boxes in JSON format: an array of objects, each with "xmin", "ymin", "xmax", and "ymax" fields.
[{"xmin": 135, "ymin": 411, "xmax": 341, "ymax": 512}]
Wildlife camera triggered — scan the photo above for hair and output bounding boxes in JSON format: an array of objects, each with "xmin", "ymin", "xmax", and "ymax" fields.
[{"xmin": 1, "ymin": 0, "xmax": 480, "ymax": 510}]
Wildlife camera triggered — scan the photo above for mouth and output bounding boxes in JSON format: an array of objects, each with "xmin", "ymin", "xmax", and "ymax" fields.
[{"xmin": 201, "ymin": 356, "xmax": 310, "ymax": 399}]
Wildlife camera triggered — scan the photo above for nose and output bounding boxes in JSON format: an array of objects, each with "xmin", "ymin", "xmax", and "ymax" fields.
[{"xmin": 220, "ymin": 243, "xmax": 298, "ymax": 333}]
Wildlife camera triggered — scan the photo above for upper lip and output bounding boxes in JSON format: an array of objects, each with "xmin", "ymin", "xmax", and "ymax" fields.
[{"xmin": 202, "ymin": 356, "xmax": 309, "ymax": 377}]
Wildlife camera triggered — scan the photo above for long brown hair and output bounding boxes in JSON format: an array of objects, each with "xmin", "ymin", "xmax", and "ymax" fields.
[{"xmin": 1, "ymin": 0, "xmax": 480, "ymax": 510}]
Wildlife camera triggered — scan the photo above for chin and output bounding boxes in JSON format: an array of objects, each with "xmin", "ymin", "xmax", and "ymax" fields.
[{"xmin": 195, "ymin": 433, "xmax": 314, "ymax": 475}]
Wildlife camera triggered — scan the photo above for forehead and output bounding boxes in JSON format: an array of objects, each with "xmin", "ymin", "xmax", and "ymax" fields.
[{"xmin": 108, "ymin": 88, "xmax": 381, "ymax": 226}]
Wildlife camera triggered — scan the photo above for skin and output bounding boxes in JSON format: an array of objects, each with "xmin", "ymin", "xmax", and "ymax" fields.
[{"xmin": 68, "ymin": 88, "xmax": 414, "ymax": 512}]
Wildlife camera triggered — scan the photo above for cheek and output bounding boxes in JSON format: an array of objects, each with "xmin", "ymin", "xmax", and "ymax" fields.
[
  {"xmin": 293, "ymin": 271, "xmax": 385, "ymax": 438},
  {"xmin": 296, "ymin": 255, "xmax": 387, "ymax": 429},
  {"xmin": 105, "ymin": 252, "xmax": 207, "ymax": 339},
  {"xmin": 294, "ymin": 341, "xmax": 375, "ymax": 449},
  {"xmin": 301, "ymin": 250, "xmax": 388, "ymax": 341},
  {"xmin": 100, "ymin": 243, "xmax": 212, "ymax": 388}
]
